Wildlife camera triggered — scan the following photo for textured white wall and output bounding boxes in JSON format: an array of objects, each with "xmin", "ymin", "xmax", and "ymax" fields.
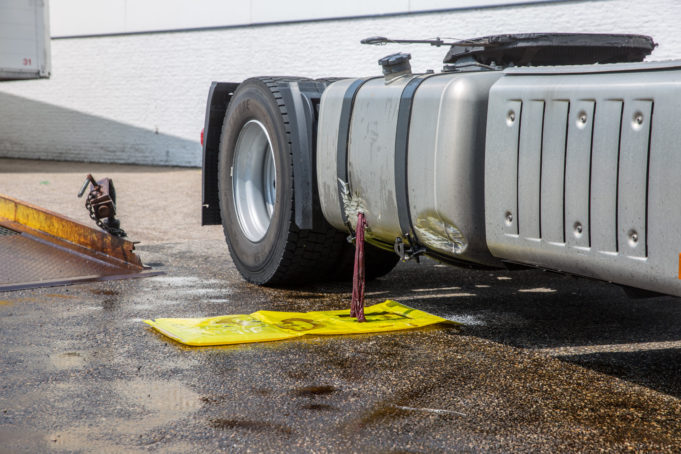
[
  {"xmin": 1, "ymin": 0, "xmax": 679, "ymax": 166},
  {"xmin": 50, "ymin": 0, "xmax": 567, "ymax": 36}
]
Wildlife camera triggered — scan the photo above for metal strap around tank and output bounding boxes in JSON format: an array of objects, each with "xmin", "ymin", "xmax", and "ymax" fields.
[
  {"xmin": 336, "ymin": 77, "xmax": 377, "ymax": 229},
  {"xmin": 394, "ymin": 75, "xmax": 431, "ymax": 245}
]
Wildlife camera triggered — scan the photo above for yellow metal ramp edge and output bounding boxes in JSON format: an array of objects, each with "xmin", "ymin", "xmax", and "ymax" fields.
[{"xmin": 0, "ymin": 194, "xmax": 160, "ymax": 291}]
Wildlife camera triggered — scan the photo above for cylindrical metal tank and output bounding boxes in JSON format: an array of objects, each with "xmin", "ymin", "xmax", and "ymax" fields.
[{"xmin": 317, "ymin": 71, "xmax": 503, "ymax": 266}]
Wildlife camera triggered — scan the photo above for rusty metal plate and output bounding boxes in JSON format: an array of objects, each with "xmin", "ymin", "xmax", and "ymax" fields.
[
  {"xmin": 0, "ymin": 231, "xmax": 146, "ymax": 291},
  {"xmin": 0, "ymin": 194, "xmax": 160, "ymax": 292}
]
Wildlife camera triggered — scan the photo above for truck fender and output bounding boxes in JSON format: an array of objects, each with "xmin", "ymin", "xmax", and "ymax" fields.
[
  {"xmin": 202, "ymin": 79, "xmax": 330, "ymax": 229},
  {"xmin": 201, "ymin": 81, "xmax": 240, "ymax": 225}
]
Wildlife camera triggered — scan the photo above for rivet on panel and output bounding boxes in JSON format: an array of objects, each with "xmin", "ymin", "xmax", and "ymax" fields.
[
  {"xmin": 629, "ymin": 230, "xmax": 639, "ymax": 246},
  {"xmin": 505, "ymin": 211, "xmax": 513, "ymax": 225},
  {"xmin": 506, "ymin": 110, "xmax": 515, "ymax": 126},
  {"xmin": 577, "ymin": 111, "xmax": 588, "ymax": 128},
  {"xmin": 574, "ymin": 222, "xmax": 583, "ymax": 237},
  {"xmin": 632, "ymin": 112, "xmax": 644, "ymax": 130}
]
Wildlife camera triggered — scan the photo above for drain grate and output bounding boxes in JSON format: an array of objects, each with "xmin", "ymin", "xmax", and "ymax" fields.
[{"xmin": 0, "ymin": 225, "xmax": 19, "ymax": 236}]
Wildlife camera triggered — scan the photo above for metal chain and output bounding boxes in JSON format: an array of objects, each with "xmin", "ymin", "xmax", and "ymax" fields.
[{"xmin": 85, "ymin": 191, "xmax": 127, "ymax": 237}]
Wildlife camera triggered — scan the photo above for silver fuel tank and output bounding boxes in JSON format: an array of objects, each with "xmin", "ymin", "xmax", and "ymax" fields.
[{"xmin": 317, "ymin": 71, "xmax": 502, "ymax": 266}]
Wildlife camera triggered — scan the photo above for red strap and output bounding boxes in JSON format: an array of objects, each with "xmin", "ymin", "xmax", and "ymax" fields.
[{"xmin": 351, "ymin": 212, "xmax": 367, "ymax": 322}]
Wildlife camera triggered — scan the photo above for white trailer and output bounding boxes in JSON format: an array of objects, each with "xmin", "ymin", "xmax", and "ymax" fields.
[{"xmin": 0, "ymin": 0, "xmax": 51, "ymax": 81}]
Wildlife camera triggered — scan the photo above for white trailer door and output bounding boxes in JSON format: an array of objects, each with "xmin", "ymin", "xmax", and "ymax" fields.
[{"xmin": 0, "ymin": 0, "xmax": 51, "ymax": 80}]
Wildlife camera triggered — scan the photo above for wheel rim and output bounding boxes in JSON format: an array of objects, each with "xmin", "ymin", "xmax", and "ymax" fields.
[{"xmin": 232, "ymin": 120, "xmax": 277, "ymax": 242}]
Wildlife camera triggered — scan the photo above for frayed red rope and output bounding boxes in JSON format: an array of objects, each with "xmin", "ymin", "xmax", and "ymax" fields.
[{"xmin": 351, "ymin": 212, "xmax": 367, "ymax": 322}]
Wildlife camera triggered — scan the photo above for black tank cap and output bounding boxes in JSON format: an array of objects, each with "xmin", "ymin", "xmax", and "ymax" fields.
[{"xmin": 379, "ymin": 52, "xmax": 412, "ymax": 75}]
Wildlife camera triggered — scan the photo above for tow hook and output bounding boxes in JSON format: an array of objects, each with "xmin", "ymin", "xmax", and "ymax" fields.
[{"xmin": 78, "ymin": 174, "xmax": 127, "ymax": 237}]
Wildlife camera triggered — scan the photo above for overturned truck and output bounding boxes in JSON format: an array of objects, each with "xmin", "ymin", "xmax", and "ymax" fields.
[{"xmin": 201, "ymin": 33, "xmax": 681, "ymax": 298}]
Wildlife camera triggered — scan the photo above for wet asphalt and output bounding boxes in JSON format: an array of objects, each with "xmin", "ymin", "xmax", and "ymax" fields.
[{"xmin": 2, "ymin": 159, "xmax": 681, "ymax": 453}]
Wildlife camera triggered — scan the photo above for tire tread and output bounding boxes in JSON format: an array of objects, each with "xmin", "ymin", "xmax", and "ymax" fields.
[{"xmin": 220, "ymin": 76, "xmax": 398, "ymax": 286}]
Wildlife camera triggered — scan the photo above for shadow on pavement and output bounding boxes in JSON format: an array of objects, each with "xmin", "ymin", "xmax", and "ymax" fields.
[
  {"xmin": 273, "ymin": 258, "xmax": 681, "ymax": 399},
  {"xmin": 0, "ymin": 91, "xmax": 199, "ymax": 167},
  {"xmin": 561, "ymin": 349, "xmax": 681, "ymax": 399}
]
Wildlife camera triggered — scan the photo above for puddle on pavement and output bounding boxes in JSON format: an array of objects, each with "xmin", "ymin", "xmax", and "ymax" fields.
[
  {"xmin": 518, "ymin": 287, "xmax": 557, "ymax": 293},
  {"xmin": 400, "ymin": 292, "xmax": 476, "ymax": 300},
  {"xmin": 412, "ymin": 286, "xmax": 461, "ymax": 292},
  {"xmin": 45, "ymin": 379, "xmax": 201, "ymax": 452},
  {"xmin": 178, "ymin": 288, "xmax": 231, "ymax": 297},
  {"xmin": 302, "ymin": 403, "xmax": 336, "ymax": 411},
  {"xmin": 146, "ymin": 276, "xmax": 221, "ymax": 287},
  {"xmin": 115, "ymin": 378, "xmax": 202, "ymax": 414},
  {"xmin": 130, "ymin": 275, "xmax": 232, "ymax": 306},
  {"xmin": 294, "ymin": 385, "xmax": 337, "ymax": 397},
  {"xmin": 442, "ymin": 314, "xmax": 485, "ymax": 326},
  {"xmin": 50, "ymin": 351, "xmax": 85, "ymax": 370},
  {"xmin": 209, "ymin": 418, "xmax": 293, "ymax": 436}
]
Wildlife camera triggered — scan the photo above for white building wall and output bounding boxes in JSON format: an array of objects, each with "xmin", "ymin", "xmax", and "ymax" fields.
[{"xmin": 0, "ymin": 0, "xmax": 679, "ymax": 166}]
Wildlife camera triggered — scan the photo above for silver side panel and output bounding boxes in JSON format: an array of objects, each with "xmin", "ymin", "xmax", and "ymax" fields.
[
  {"xmin": 316, "ymin": 78, "xmax": 355, "ymax": 232},
  {"xmin": 346, "ymin": 77, "xmax": 410, "ymax": 240},
  {"xmin": 485, "ymin": 64, "xmax": 681, "ymax": 296},
  {"xmin": 408, "ymin": 72, "xmax": 501, "ymax": 265},
  {"xmin": 317, "ymin": 72, "xmax": 502, "ymax": 266}
]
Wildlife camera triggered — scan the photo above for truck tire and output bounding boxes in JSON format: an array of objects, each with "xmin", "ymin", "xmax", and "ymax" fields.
[
  {"xmin": 364, "ymin": 244, "xmax": 401, "ymax": 280},
  {"xmin": 217, "ymin": 77, "xmax": 344, "ymax": 285},
  {"xmin": 218, "ymin": 77, "xmax": 399, "ymax": 286},
  {"xmin": 332, "ymin": 241, "xmax": 401, "ymax": 281}
]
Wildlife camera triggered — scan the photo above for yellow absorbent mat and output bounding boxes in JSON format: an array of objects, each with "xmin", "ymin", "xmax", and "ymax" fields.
[{"xmin": 144, "ymin": 300, "xmax": 448, "ymax": 346}]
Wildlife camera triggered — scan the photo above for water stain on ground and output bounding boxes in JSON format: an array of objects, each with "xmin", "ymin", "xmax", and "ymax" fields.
[
  {"xmin": 101, "ymin": 297, "xmax": 120, "ymax": 311},
  {"xmin": 286, "ymin": 369, "xmax": 309, "ymax": 380},
  {"xmin": 336, "ymin": 332, "xmax": 681, "ymax": 451},
  {"xmin": 45, "ymin": 379, "xmax": 201, "ymax": 452},
  {"xmin": 293, "ymin": 385, "xmax": 337, "ymax": 397},
  {"xmin": 200, "ymin": 395, "xmax": 225, "ymax": 405},
  {"xmin": 209, "ymin": 418, "xmax": 293, "ymax": 436},
  {"xmin": 90, "ymin": 289, "xmax": 120, "ymax": 296},
  {"xmin": 354, "ymin": 405, "xmax": 419, "ymax": 427},
  {"xmin": 301, "ymin": 403, "xmax": 336, "ymax": 411},
  {"xmin": 50, "ymin": 351, "xmax": 84, "ymax": 370},
  {"xmin": 252, "ymin": 387, "xmax": 273, "ymax": 396}
]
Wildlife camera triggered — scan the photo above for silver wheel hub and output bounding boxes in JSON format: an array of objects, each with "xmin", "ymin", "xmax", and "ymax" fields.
[{"xmin": 232, "ymin": 120, "xmax": 276, "ymax": 242}]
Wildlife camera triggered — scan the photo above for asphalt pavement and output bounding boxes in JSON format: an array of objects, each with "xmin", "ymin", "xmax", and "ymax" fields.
[{"xmin": 2, "ymin": 158, "xmax": 681, "ymax": 453}]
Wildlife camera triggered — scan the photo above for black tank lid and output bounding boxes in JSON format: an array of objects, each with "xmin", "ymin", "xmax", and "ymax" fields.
[{"xmin": 443, "ymin": 33, "xmax": 656, "ymax": 67}]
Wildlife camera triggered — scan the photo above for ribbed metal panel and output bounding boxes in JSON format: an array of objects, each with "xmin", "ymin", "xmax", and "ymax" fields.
[
  {"xmin": 485, "ymin": 62, "xmax": 680, "ymax": 296},
  {"xmin": 502, "ymin": 95, "xmax": 651, "ymax": 257}
]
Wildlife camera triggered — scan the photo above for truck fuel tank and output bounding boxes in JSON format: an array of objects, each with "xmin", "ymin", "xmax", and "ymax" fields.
[{"xmin": 317, "ymin": 70, "xmax": 503, "ymax": 266}]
